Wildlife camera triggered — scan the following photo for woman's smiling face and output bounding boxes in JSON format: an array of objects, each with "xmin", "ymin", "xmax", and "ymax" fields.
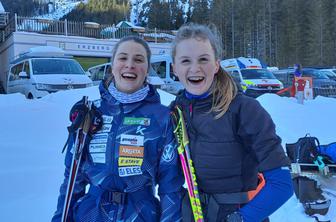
[
  {"xmin": 112, "ymin": 41, "xmax": 149, "ymax": 93},
  {"xmin": 173, "ymin": 38, "xmax": 219, "ymax": 95}
]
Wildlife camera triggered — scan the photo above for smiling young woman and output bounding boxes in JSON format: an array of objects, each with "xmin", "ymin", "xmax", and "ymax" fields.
[
  {"xmin": 52, "ymin": 36, "xmax": 184, "ymax": 222},
  {"xmin": 111, "ymin": 40, "xmax": 149, "ymax": 94},
  {"xmin": 171, "ymin": 24, "xmax": 294, "ymax": 222},
  {"xmin": 173, "ymin": 38, "xmax": 219, "ymax": 96}
]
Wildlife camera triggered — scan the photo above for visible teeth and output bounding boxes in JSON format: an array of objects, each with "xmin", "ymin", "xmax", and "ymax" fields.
[
  {"xmin": 122, "ymin": 73, "xmax": 136, "ymax": 78},
  {"xmin": 188, "ymin": 76, "xmax": 204, "ymax": 81}
]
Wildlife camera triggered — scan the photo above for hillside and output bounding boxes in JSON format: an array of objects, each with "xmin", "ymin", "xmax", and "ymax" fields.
[
  {"xmin": 62, "ymin": 0, "xmax": 129, "ymax": 24},
  {"xmin": 1, "ymin": 0, "xmax": 44, "ymax": 16}
]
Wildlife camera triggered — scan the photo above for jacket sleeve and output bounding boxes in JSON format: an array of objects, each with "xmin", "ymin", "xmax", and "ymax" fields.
[
  {"xmin": 237, "ymin": 96, "xmax": 290, "ymax": 171},
  {"xmin": 157, "ymin": 116, "xmax": 184, "ymax": 222},
  {"xmin": 239, "ymin": 167, "xmax": 294, "ymax": 222},
  {"xmin": 51, "ymin": 133, "xmax": 88, "ymax": 222}
]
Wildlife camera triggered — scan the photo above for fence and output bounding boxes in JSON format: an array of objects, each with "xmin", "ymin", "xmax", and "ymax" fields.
[
  {"xmin": 0, "ymin": 15, "xmax": 176, "ymax": 43},
  {"xmin": 0, "ymin": 13, "xmax": 9, "ymax": 27}
]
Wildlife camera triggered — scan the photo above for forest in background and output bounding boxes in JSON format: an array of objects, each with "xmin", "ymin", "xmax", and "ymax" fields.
[
  {"xmin": 2, "ymin": 0, "xmax": 336, "ymax": 67},
  {"xmin": 140, "ymin": 0, "xmax": 336, "ymax": 68}
]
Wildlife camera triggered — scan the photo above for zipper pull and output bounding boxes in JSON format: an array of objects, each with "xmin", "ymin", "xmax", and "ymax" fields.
[{"xmin": 189, "ymin": 103, "xmax": 193, "ymax": 118}]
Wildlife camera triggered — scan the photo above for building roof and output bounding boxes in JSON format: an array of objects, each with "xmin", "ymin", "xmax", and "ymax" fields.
[
  {"xmin": 0, "ymin": 1, "xmax": 5, "ymax": 13},
  {"xmin": 116, "ymin": 21, "xmax": 145, "ymax": 31}
]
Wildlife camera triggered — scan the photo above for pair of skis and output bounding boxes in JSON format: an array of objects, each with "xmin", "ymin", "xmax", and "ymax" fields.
[
  {"xmin": 61, "ymin": 96, "xmax": 93, "ymax": 222},
  {"xmin": 171, "ymin": 105, "xmax": 204, "ymax": 222}
]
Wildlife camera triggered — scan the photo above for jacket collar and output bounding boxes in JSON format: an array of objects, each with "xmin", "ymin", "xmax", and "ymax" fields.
[
  {"xmin": 99, "ymin": 81, "xmax": 160, "ymax": 114},
  {"xmin": 175, "ymin": 89, "xmax": 213, "ymax": 108}
]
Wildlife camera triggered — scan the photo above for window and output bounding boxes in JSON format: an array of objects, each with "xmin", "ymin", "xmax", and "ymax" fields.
[
  {"xmin": 241, "ymin": 69, "xmax": 277, "ymax": 80},
  {"xmin": 32, "ymin": 59, "xmax": 85, "ymax": 75},
  {"xmin": 151, "ymin": 61, "xmax": 166, "ymax": 79},
  {"xmin": 302, "ymin": 69, "xmax": 328, "ymax": 79},
  {"xmin": 92, "ymin": 65, "xmax": 106, "ymax": 81},
  {"xmin": 10, "ymin": 63, "xmax": 24, "ymax": 80},
  {"xmin": 23, "ymin": 61, "xmax": 30, "ymax": 77},
  {"xmin": 230, "ymin": 70, "xmax": 241, "ymax": 83},
  {"xmin": 320, "ymin": 70, "xmax": 336, "ymax": 79}
]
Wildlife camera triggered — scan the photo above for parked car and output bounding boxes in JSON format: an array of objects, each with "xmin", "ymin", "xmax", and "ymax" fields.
[
  {"xmin": 6, "ymin": 46, "xmax": 93, "ymax": 99},
  {"xmin": 220, "ymin": 57, "xmax": 283, "ymax": 97},
  {"xmin": 150, "ymin": 54, "xmax": 184, "ymax": 94},
  {"xmin": 272, "ymin": 68, "xmax": 336, "ymax": 98},
  {"xmin": 318, "ymin": 69, "xmax": 336, "ymax": 81},
  {"xmin": 87, "ymin": 62, "xmax": 165, "ymax": 88}
]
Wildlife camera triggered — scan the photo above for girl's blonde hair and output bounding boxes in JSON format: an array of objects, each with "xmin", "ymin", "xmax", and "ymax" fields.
[{"xmin": 172, "ymin": 23, "xmax": 237, "ymax": 118}]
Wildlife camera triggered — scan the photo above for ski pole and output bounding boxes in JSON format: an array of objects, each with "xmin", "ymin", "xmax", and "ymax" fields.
[
  {"xmin": 61, "ymin": 96, "xmax": 92, "ymax": 222},
  {"xmin": 172, "ymin": 105, "xmax": 204, "ymax": 222}
]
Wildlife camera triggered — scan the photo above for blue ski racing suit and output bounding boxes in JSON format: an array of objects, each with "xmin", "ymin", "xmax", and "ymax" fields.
[{"xmin": 52, "ymin": 83, "xmax": 184, "ymax": 222}]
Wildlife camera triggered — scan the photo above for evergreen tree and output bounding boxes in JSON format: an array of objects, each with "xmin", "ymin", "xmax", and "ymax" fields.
[
  {"xmin": 321, "ymin": 0, "xmax": 336, "ymax": 66},
  {"xmin": 169, "ymin": 0, "xmax": 184, "ymax": 30},
  {"xmin": 147, "ymin": 0, "xmax": 161, "ymax": 28},
  {"xmin": 4, "ymin": 0, "xmax": 336, "ymax": 67},
  {"xmin": 63, "ymin": 0, "xmax": 128, "ymax": 24},
  {"xmin": 209, "ymin": 0, "xmax": 229, "ymax": 58},
  {"xmin": 190, "ymin": 0, "xmax": 209, "ymax": 24}
]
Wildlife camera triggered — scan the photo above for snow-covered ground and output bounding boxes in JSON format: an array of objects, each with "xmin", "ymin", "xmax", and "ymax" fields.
[{"xmin": 0, "ymin": 87, "xmax": 335, "ymax": 222}]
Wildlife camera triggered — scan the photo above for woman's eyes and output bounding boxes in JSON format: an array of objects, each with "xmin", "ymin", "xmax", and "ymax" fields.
[
  {"xmin": 134, "ymin": 58, "xmax": 145, "ymax": 63},
  {"xmin": 180, "ymin": 58, "xmax": 209, "ymax": 64},
  {"xmin": 118, "ymin": 57, "xmax": 127, "ymax": 61},
  {"xmin": 118, "ymin": 57, "xmax": 145, "ymax": 63}
]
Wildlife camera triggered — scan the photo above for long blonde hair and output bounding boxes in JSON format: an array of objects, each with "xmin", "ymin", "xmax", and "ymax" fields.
[{"xmin": 172, "ymin": 23, "xmax": 237, "ymax": 118}]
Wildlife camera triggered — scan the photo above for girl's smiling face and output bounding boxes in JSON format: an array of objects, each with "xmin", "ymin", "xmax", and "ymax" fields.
[
  {"xmin": 173, "ymin": 38, "xmax": 219, "ymax": 95},
  {"xmin": 112, "ymin": 41, "xmax": 148, "ymax": 93}
]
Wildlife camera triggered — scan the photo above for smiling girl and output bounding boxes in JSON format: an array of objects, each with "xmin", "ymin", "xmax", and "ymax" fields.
[
  {"xmin": 52, "ymin": 36, "xmax": 184, "ymax": 222},
  {"xmin": 171, "ymin": 24, "xmax": 293, "ymax": 222}
]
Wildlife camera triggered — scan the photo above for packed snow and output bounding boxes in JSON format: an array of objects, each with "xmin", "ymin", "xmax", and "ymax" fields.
[{"xmin": 0, "ymin": 87, "xmax": 335, "ymax": 222}]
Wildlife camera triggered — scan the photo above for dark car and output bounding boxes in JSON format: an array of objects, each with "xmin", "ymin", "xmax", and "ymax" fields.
[
  {"xmin": 318, "ymin": 69, "xmax": 336, "ymax": 81},
  {"xmin": 272, "ymin": 68, "xmax": 336, "ymax": 98}
]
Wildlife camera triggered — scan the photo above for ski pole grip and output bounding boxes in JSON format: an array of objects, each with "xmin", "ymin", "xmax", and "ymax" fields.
[
  {"xmin": 83, "ymin": 109, "xmax": 93, "ymax": 134},
  {"xmin": 67, "ymin": 96, "xmax": 89, "ymax": 133}
]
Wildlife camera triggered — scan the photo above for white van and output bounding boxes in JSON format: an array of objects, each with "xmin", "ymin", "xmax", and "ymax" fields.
[
  {"xmin": 150, "ymin": 54, "xmax": 184, "ymax": 94},
  {"xmin": 220, "ymin": 57, "xmax": 283, "ymax": 97},
  {"xmin": 6, "ymin": 46, "xmax": 93, "ymax": 99},
  {"xmin": 87, "ymin": 62, "xmax": 165, "ymax": 88}
]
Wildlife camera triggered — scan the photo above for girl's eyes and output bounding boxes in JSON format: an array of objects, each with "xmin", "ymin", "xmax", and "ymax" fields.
[
  {"xmin": 135, "ymin": 58, "xmax": 145, "ymax": 63},
  {"xmin": 118, "ymin": 57, "xmax": 145, "ymax": 63},
  {"xmin": 199, "ymin": 57, "xmax": 209, "ymax": 63},
  {"xmin": 180, "ymin": 58, "xmax": 209, "ymax": 64},
  {"xmin": 118, "ymin": 57, "xmax": 127, "ymax": 61}
]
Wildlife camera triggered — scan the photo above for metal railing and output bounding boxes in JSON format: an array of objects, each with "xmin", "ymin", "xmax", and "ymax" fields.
[
  {"xmin": 0, "ymin": 13, "xmax": 9, "ymax": 27},
  {"xmin": 0, "ymin": 15, "xmax": 16, "ymax": 42},
  {"xmin": 0, "ymin": 15, "xmax": 176, "ymax": 43}
]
